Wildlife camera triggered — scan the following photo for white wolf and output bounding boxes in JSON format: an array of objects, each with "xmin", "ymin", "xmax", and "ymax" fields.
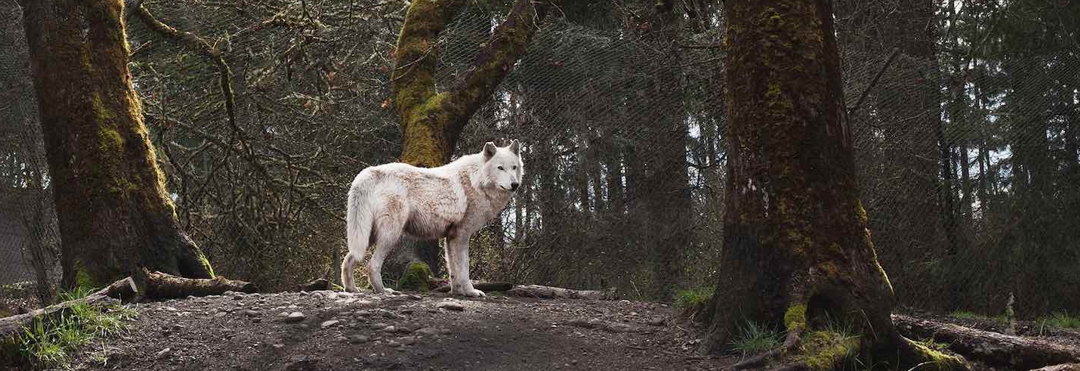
[{"xmin": 341, "ymin": 140, "xmax": 524, "ymax": 297}]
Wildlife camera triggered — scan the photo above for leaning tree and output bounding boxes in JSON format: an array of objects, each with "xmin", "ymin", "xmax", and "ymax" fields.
[
  {"xmin": 18, "ymin": 0, "xmax": 214, "ymax": 287},
  {"xmin": 378, "ymin": 0, "xmax": 559, "ymax": 271},
  {"xmin": 702, "ymin": 0, "xmax": 967, "ymax": 369}
]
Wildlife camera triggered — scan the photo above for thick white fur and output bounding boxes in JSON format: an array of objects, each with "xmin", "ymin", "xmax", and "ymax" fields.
[{"xmin": 341, "ymin": 141, "xmax": 524, "ymax": 297}]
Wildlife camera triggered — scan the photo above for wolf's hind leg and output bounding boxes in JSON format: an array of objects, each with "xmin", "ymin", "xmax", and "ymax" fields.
[
  {"xmin": 341, "ymin": 252, "xmax": 359, "ymax": 292},
  {"xmin": 368, "ymin": 218, "xmax": 403, "ymax": 294}
]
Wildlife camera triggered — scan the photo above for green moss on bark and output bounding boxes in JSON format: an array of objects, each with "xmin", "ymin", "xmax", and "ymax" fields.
[
  {"xmin": 800, "ymin": 330, "xmax": 861, "ymax": 371},
  {"xmin": 784, "ymin": 304, "xmax": 807, "ymax": 332}
]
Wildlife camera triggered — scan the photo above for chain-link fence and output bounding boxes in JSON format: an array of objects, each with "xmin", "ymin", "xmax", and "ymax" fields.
[
  {"xmin": 1, "ymin": 0, "xmax": 1077, "ymax": 318},
  {"xmin": 1, "ymin": 0, "xmax": 60, "ymax": 313}
]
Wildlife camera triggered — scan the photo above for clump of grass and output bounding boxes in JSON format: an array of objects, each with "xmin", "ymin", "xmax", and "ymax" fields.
[
  {"xmin": 949, "ymin": 311, "xmax": 981, "ymax": 320},
  {"xmin": 674, "ymin": 287, "xmax": 713, "ymax": 309},
  {"xmin": 1043, "ymin": 311, "xmax": 1080, "ymax": 329},
  {"xmin": 819, "ymin": 313, "xmax": 858, "ymax": 339},
  {"xmin": 18, "ymin": 286, "xmax": 135, "ymax": 368},
  {"xmin": 949, "ymin": 310, "xmax": 1009, "ymax": 325},
  {"xmin": 730, "ymin": 320, "xmax": 784, "ymax": 358},
  {"xmin": 914, "ymin": 336, "xmax": 949, "ymax": 352}
]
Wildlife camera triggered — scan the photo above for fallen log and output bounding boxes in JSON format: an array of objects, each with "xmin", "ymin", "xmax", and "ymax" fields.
[
  {"xmin": 433, "ymin": 282, "xmax": 514, "ymax": 293},
  {"xmin": 505, "ymin": 285, "xmax": 616, "ymax": 300},
  {"xmin": 2, "ymin": 271, "xmax": 255, "ymax": 342},
  {"xmin": 135, "ymin": 268, "xmax": 257, "ymax": 299},
  {"xmin": 893, "ymin": 314, "xmax": 1080, "ymax": 370},
  {"xmin": 298, "ymin": 278, "xmax": 330, "ymax": 292},
  {"xmin": 1030, "ymin": 364, "xmax": 1080, "ymax": 371},
  {"xmin": 0, "ymin": 277, "xmax": 136, "ymax": 340}
]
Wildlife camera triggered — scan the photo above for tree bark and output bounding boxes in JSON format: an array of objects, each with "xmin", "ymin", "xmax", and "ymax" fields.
[
  {"xmin": 703, "ymin": 1, "xmax": 967, "ymax": 369},
  {"xmin": 18, "ymin": 0, "xmax": 213, "ymax": 288}
]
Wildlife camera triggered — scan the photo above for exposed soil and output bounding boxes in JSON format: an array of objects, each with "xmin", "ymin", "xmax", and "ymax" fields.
[
  {"xmin": 39, "ymin": 291, "xmax": 731, "ymax": 371},
  {"xmin": 9, "ymin": 292, "xmax": 1080, "ymax": 371}
]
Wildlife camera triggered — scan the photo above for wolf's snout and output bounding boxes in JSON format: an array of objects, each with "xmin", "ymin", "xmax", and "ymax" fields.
[{"xmin": 510, "ymin": 182, "xmax": 520, "ymax": 191}]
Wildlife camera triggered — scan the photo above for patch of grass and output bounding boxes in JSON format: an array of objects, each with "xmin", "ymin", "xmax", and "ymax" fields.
[
  {"xmin": 807, "ymin": 314, "xmax": 863, "ymax": 371},
  {"xmin": 729, "ymin": 320, "xmax": 784, "ymax": 358},
  {"xmin": 674, "ymin": 287, "xmax": 713, "ymax": 309},
  {"xmin": 949, "ymin": 310, "xmax": 1008, "ymax": 324},
  {"xmin": 18, "ymin": 286, "xmax": 135, "ymax": 368},
  {"xmin": 1042, "ymin": 311, "xmax": 1080, "ymax": 329},
  {"xmin": 913, "ymin": 336, "xmax": 949, "ymax": 352},
  {"xmin": 820, "ymin": 314, "xmax": 858, "ymax": 339},
  {"xmin": 948, "ymin": 311, "xmax": 981, "ymax": 320}
]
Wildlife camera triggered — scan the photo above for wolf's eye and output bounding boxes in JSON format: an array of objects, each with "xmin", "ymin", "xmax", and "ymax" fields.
[
  {"xmin": 512, "ymin": 166, "xmax": 517, "ymax": 170},
  {"xmin": 497, "ymin": 166, "xmax": 505, "ymax": 171}
]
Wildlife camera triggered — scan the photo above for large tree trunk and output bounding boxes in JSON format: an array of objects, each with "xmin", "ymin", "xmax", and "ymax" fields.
[
  {"xmin": 385, "ymin": 0, "xmax": 557, "ymax": 272},
  {"xmin": 702, "ymin": 1, "xmax": 966, "ymax": 369},
  {"xmin": 18, "ymin": 0, "xmax": 213, "ymax": 288}
]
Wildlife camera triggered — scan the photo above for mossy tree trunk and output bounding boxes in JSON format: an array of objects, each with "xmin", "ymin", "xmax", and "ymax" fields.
[
  {"xmin": 19, "ymin": 0, "xmax": 213, "ymax": 288},
  {"xmin": 389, "ymin": 0, "xmax": 558, "ymax": 270},
  {"xmin": 702, "ymin": 1, "xmax": 967, "ymax": 369}
]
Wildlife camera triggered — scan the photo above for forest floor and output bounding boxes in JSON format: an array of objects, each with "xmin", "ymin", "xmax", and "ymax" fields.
[
  {"xmin": 38, "ymin": 290, "xmax": 731, "ymax": 371},
  {"xmin": 9, "ymin": 289, "xmax": 1080, "ymax": 371}
]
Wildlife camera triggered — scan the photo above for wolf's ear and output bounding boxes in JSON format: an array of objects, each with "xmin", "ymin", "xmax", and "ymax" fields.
[
  {"xmin": 508, "ymin": 140, "xmax": 521, "ymax": 155},
  {"xmin": 483, "ymin": 142, "xmax": 497, "ymax": 160}
]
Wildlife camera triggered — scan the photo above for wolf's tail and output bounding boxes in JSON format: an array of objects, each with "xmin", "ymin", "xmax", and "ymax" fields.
[{"xmin": 342, "ymin": 177, "xmax": 373, "ymax": 290}]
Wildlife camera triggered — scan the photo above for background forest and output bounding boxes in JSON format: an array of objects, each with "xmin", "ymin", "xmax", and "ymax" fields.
[{"xmin": 2, "ymin": 0, "xmax": 1078, "ymax": 322}]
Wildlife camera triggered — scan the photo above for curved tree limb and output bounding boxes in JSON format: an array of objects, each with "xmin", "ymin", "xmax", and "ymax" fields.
[
  {"xmin": 133, "ymin": 5, "xmax": 239, "ymax": 137},
  {"xmin": 389, "ymin": 0, "xmax": 465, "ymax": 128},
  {"xmin": 391, "ymin": 0, "xmax": 560, "ymax": 167},
  {"xmin": 133, "ymin": 11, "xmax": 343, "ymax": 223},
  {"xmin": 440, "ymin": 0, "xmax": 556, "ymax": 145}
]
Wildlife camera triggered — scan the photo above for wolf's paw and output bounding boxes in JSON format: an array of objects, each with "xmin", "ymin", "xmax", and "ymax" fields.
[
  {"xmin": 381, "ymin": 287, "xmax": 399, "ymax": 295},
  {"xmin": 343, "ymin": 286, "xmax": 359, "ymax": 293},
  {"xmin": 461, "ymin": 288, "xmax": 486, "ymax": 298}
]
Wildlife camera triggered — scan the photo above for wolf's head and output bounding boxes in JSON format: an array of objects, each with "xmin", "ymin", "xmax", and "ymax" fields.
[{"xmin": 480, "ymin": 140, "xmax": 525, "ymax": 192}]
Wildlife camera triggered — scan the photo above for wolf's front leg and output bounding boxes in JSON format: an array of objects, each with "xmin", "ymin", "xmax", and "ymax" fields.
[{"xmin": 448, "ymin": 236, "xmax": 484, "ymax": 297}]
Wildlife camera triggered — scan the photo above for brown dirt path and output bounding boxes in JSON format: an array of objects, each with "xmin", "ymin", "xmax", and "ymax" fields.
[{"xmin": 51, "ymin": 291, "xmax": 731, "ymax": 371}]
